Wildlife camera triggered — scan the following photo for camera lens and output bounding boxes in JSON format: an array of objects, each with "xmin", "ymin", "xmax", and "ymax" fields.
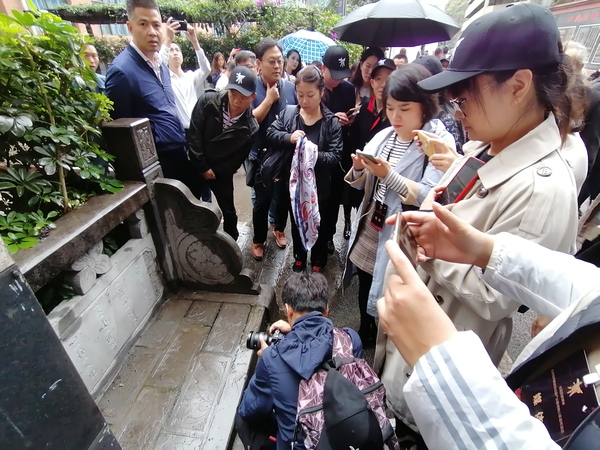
[{"xmin": 246, "ymin": 331, "xmax": 268, "ymax": 350}]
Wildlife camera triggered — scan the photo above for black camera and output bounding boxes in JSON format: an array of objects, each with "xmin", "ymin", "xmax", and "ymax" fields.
[
  {"xmin": 173, "ymin": 19, "xmax": 188, "ymax": 30},
  {"xmin": 246, "ymin": 329, "xmax": 283, "ymax": 350}
]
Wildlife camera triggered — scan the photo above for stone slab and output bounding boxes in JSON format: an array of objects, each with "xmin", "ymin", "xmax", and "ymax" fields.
[
  {"xmin": 154, "ymin": 433, "xmax": 205, "ymax": 450},
  {"xmin": 135, "ymin": 300, "xmax": 192, "ymax": 350},
  {"xmin": 97, "ymin": 346, "xmax": 161, "ymax": 431},
  {"xmin": 52, "ymin": 235, "xmax": 164, "ymax": 395},
  {"xmin": 164, "ymin": 353, "xmax": 231, "ymax": 437},
  {"xmin": 117, "ymin": 386, "xmax": 177, "ymax": 450},
  {"xmin": 153, "ymin": 299, "xmax": 193, "ymax": 323},
  {"xmin": 184, "ymin": 301, "xmax": 222, "ymax": 326},
  {"xmin": 147, "ymin": 323, "xmax": 210, "ymax": 388},
  {"xmin": 15, "ymin": 182, "xmax": 149, "ymax": 291},
  {"xmin": 204, "ymin": 303, "xmax": 251, "ymax": 354}
]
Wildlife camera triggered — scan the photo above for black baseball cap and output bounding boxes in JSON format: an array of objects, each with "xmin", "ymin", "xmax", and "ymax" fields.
[
  {"xmin": 225, "ymin": 66, "xmax": 256, "ymax": 97},
  {"xmin": 371, "ymin": 58, "xmax": 396, "ymax": 78},
  {"xmin": 413, "ymin": 55, "xmax": 443, "ymax": 76},
  {"xmin": 418, "ymin": 3, "xmax": 561, "ymax": 92},
  {"xmin": 322, "ymin": 45, "xmax": 351, "ymax": 80}
]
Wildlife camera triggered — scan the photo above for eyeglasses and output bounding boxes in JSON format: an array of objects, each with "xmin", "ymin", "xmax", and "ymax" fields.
[
  {"xmin": 264, "ymin": 59, "xmax": 284, "ymax": 67},
  {"xmin": 449, "ymin": 81, "xmax": 497, "ymax": 117}
]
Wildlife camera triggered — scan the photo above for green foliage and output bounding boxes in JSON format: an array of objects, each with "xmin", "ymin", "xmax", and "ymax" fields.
[
  {"xmin": 0, "ymin": 3, "xmax": 123, "ymax": 253},
  {"xmin": 88, "ymin": 4, "xmax": 363, "ymax": 70}
]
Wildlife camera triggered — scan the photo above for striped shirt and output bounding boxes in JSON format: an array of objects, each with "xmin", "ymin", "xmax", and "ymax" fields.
[
  {"xmin": 223, "ymin": 108, "xmax": 242, "ymax": 130},
  {"xmin": 373, "ymin": 134, "xmax": 412, "ymax": 203}
]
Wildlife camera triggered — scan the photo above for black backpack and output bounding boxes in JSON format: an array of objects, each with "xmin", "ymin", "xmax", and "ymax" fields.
[{"xmin": 292, "ymin": 328, "xmax": 399, "ymax": 450}]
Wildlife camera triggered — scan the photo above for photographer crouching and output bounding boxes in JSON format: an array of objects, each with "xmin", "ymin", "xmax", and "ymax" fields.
[{"xmin": 236, "ymin": 272, "xmax": 364, "ymax": 449}]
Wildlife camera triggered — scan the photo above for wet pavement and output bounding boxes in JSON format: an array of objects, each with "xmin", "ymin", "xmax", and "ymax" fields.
[
  {"xmin": 232, "ymin": 169, "xmax": 532, "ymax": 365},
  {"xmin": 98, "ymin": 170, "xmax": 533, "ymax": 449}
]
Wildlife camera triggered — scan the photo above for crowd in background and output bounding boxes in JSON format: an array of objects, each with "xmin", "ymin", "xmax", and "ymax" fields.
[{"xmin": 83, "ymin": 0, "xmax": 600, "ymax": 448}]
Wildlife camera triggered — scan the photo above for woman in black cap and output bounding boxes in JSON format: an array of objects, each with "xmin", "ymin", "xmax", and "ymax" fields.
[{"xmin": 374, "ymin": 4, "xmax": 587, "ymax": 447}]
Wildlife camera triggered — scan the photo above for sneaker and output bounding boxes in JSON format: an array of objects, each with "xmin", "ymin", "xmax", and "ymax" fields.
[
  {"xmin": 327, "ymin": 240, "xmax": 335, "ymax": 254},
  {"xmin": 251, "ymin": 243, "xmax": 264, "ymax": 261},
  {"xmin": 273, "ymin": 230, "xmax": 287, "ymax": 248},
  {"xmin": 293, "ymin": 260, "xmax": 306, "ymax": 272},
  {"xmin": 312, "ymin": 265, "xmax": 323, "ymax": 273}
]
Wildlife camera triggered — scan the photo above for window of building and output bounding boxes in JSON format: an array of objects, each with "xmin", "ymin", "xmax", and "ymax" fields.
[{"xmin": 93, "ymin": 0, "xmax": 129, "ymax": 36}]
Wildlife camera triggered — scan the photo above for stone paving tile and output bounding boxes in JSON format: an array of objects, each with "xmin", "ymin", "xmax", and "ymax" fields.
[
  {"xmin": 154, "ymin": 433, "xmax": 204, "ymax": 450},
  {"xmin": 153, "ymin": 299, "xmax": 193, "ymax": 323},
  {"xmin": 135, "ymin": 300, "xmax": 192, "ymax": 349},
  {"xmin": 164, "ymin": 352, "xmax": 231, "ymax": 437},
  {"xmin": 97, "ymin": 346, "xmax": 161, "ymax": 430},
  {"xmin": 204, "ymin": 349, "xmax": 254, "ymax": 449},
  {"xmin": 147, "ymin": 323, "xmax": 210, "ymax": 388},
  {"xmin": 204, "ymin": 303, "xmax": 251, "ymax": 354},
  {"xmin": 184, "ymin": 301, "xmax": 221, "ymax": 326},
  {"xmin": 118, "ymin": 386, "xmax": 178, "ymax": 450}
]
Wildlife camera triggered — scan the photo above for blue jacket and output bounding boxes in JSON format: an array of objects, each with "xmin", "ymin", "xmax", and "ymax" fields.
[
  {"xmin": 105, "ymin": 44, "xmax": 185, "ymax": 153},
  {"xmin": 238, "ymin": 312, "xmax": 363, "ymax": 450}
]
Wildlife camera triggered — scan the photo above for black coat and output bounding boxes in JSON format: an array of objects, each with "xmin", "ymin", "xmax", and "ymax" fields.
[
  {"xmin": 350, "ymin": 96, "xmax": 390, "ymax": 152},
  {"xmin": 266, "ymin": 104, "xmax": 342, "ymax": 200},
  {"xmin": 187, "ymin": 90, "xmax": 259, "ymax": 174}
]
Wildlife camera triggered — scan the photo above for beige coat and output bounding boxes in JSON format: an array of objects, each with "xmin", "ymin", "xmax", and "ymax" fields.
[{"xmin": 375, "ymin": 113, "xmax": 580, "ymax": 430}]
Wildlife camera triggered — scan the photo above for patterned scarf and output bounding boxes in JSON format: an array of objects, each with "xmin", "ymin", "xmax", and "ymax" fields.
[{"xmin": 289, "ymin": 137, "xmax": 320, "ymax": 251}]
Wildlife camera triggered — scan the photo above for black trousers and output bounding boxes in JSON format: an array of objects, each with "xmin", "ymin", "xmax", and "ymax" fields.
[
  {"xmin": 235, "ymin": 412, "xmax": 277, "ymax": 450},
  {"xmin": 357, "ymin": 268, "xmax": 376, "ymax": 331},
  {"xmin": 290, "ymin": 197, "xmax": 329, "ymax": 267},
  {"xmin": 208, "ymin": 171, "xmax": 238, "ymax": 240},
  {"xmin": 253, "ymin": 179, "xmax": 289, "ymax": 244},
  {"xmin": 158, "ymin": 149, "xmax": 211, "ymax": 202}
]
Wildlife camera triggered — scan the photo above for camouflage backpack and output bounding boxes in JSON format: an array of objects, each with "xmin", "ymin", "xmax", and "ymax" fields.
[{"xmin": 293, "ymin": 328, "xmax": 400, "ymax": 450}]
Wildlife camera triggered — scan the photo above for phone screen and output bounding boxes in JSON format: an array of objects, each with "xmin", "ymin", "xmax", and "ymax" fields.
[
  {"xmin": 393, "ymin": 212, "xmax": 419, "ymax": 268},
  {"xmin": 438, "ymin": 157, "xmax": 485, "ymax": 205}
]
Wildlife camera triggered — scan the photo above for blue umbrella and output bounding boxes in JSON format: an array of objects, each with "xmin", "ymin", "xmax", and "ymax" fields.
[{"xmin": 279, "ymin": 29, "xmax": 336, "ymax": 64}]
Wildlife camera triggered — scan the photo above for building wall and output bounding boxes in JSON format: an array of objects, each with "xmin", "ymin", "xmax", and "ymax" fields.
[
  {"xmin": 551, "ymin": 0, "xmax": 600, "ymax": 71},
  {"xmin": 0, "ymin": 0, "xmax": 24, "ymax": 15}
]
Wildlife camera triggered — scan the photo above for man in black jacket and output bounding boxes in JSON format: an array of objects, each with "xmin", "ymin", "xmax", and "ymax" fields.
[{"xmin": 188, "ymin": 66, "xmax": 259, "ymax": 240}]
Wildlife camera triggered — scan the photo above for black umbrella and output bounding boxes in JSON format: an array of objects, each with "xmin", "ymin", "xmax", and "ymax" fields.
[{"xmin": 333, "ymin": 0, "xmax": 460, "ymax": 47}]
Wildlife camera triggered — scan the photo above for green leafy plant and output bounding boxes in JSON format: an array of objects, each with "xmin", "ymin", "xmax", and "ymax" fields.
[
  {"xmin": 0, "ymin": 3, "xmax": 123, "ymax": 252},
  {"xmin": 55, "ymin": 2, "xmax": 363, "ymax": 67}
]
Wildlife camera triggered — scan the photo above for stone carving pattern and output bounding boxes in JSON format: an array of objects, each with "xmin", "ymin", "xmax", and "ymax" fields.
[
  {"xmin": 70, "ymin": 241, "xmax": 111, "ymax": 295},
  {"xmin": 127, "ymin": 209, "xmax": 149, "ymax": 239},
  {"xmin": 142, "ymin": 248, "xmax": 164, "ymax": 299},
  {"xmin": 155, "ymin": 179, "xmax": 257, "ymax": 293},
  {"xmin": 133, "ymin": 124, "xmax": 156, "ymax": 166}
]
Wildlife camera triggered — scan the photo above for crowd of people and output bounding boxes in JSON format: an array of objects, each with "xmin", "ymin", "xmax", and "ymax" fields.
[{"xmin": 88, "ymin": 0, "xmax": 600, "ymax": 448}]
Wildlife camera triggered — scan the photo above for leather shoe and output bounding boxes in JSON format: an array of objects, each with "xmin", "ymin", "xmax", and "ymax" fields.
[
  {"xmin": 273, "ymin": 230, "xmax": 287, "ymax": 248},
  {"xmin": 251, "ymin": 243, "xmax": 264, "ymax": 261},
  {"xmin": 327, "ymin": 240, "xmax": 335, "ymax": 254},
  {"xmin": 293, "ymin": 260, "xmax": 306, "ymax": 272}
]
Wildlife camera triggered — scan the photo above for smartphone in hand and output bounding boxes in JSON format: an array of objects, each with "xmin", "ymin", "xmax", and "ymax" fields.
[
  {"xmin": 355, "ymin": 150, "xmax": 377, "ymax": 163},
  {"xmin": 436, "ymin": 157, "xmax": 485, "ymax": 205},
  {"xmin": 346, "ymin": 107, "xmax": 360, "ymax": 117},
  {"xmin": 393, "ymin": 212, "xmax": 419, "ymax": 268}
]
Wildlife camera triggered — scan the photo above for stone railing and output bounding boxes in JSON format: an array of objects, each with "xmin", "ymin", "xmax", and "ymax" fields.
[
  {"xmin": 14, "ymin": 182, "xmax": 166, "ymax": 396},
  {"xmin": 9, "ymin": 118, "xmax": 263, "ymax": 397}
]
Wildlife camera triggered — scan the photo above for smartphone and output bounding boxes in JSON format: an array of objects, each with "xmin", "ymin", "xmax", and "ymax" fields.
[
  {"xmin": 174, "ymin": 19, "xmax": 188, "ymax": 30},
  {"xmin": 355, "ymin": 150, "xmax": 377, "ymax": 163},
  {"xmin": 392, "ymin": 212, "xmax": 419, "ymax": 268},
  {"xmin": 346, "ymin": 107, "xmax": 360, "ymax": 116},
  {"xmin": 437, "ymin": 157, "xmax": 485, "ymax": 205}
]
